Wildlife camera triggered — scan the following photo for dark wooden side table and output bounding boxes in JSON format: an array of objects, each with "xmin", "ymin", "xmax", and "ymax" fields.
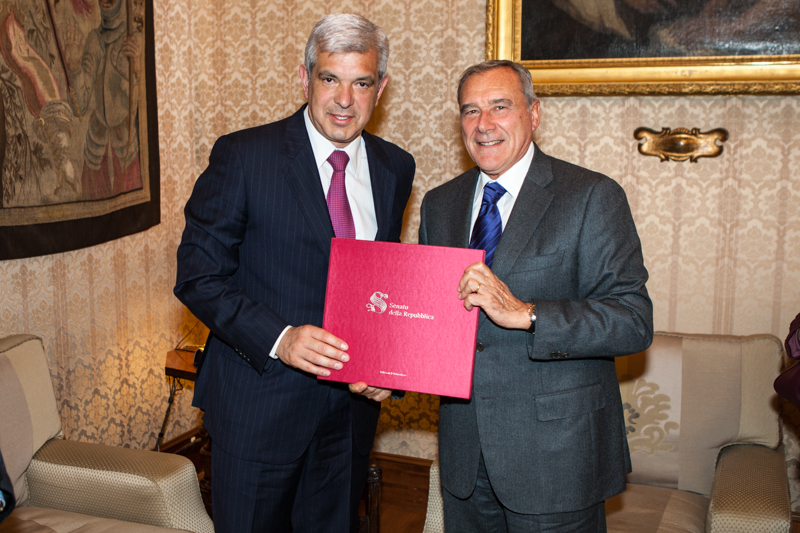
[
  {"xmin": 165, "ymin": 349, "xmax": 198, "ymax": 381},
  {"xmin": 160, "ymin": 349, "xmax": 213, "ymax": 512},
  {"xmin": 157, "ymin": 349, "xmax": 198, "ymax": 451}
]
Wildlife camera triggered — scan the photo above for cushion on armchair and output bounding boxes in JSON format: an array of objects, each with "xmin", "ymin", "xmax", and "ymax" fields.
[
  {"xmin": 0, "ymin": 335, "xmax": 63, "ymax": 506},
  {"xmin": 2, "ymin": 507, "xmax": 194, "ymax": 532},
  {"xmin": 615, "ymin": 333, "xmax": 782, "ymax": 496},
  {"xmin": 706, "ymin": 444, "xmax": 791, "ymax": 532}
]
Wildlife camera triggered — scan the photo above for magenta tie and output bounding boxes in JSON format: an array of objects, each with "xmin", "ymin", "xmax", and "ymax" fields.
[{"xmin": 326, "ymin": 150, "xmax": 356, "ymax": 239}]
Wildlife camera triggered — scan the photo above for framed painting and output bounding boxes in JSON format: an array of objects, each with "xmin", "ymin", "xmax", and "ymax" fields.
[
  {"xmin": 486, "ymin": 0, "xmax": 800, "ymax": 96},
  {"xmin": 0, "ymin": 0, "xmax": 159, "ymax": 260}
]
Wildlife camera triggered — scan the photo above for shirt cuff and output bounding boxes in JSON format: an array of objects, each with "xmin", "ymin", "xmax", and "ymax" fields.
[{"xmin": 269, "ymin": 326, "xmax": 293, "ymax": 359}]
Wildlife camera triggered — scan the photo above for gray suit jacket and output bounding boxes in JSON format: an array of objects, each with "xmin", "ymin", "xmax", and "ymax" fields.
[{"xmin": 419, "ymin": 144, "xmax": 653, "ymax": 515}]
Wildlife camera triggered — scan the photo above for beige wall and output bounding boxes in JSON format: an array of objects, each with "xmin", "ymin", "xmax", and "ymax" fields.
[{"xmin": 1, "ymin": 0, "xmax": 799, "ymax": 507}]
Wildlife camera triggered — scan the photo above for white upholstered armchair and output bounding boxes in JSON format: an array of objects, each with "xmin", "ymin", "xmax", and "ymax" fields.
[
  {"xmin": 423, "ymin": 332, "xmax": 792, "ymax": 533},
  {"xmin": 0, "ymin": 334, "xmax": 214, "ymax": 533}
]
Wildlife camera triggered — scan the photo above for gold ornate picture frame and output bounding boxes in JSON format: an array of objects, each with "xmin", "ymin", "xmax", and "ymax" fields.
[{"xmin": 486, "ymin": 0, "xmax": 800, "ymax": 96}]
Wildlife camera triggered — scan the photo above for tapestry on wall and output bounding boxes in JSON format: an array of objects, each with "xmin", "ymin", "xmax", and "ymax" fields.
[{"xmin": 0, "ymin": 0, "xmax": 159, "ymax": 260}]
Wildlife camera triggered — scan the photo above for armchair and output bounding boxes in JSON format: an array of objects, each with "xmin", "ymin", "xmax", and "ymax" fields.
[
  {"xmin": 0, "ymin": 334, "xmax": 214, "ymax": 533},
  {"xmin": 608, "ymin": 332, "xmax": 790, "ymax": 532},
  {"xmin": 423, "ymin": 332, "xmax": 791, "ymax": 533}
]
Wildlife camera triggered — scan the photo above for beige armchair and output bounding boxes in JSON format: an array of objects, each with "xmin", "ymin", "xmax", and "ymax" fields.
[
  {"xmin": 0, "ymin": 334, "xmax": 214, "ymax": 533},
  {"xmin": 423, "ymin": 332, "xmax": 791, "ymax": 533}
]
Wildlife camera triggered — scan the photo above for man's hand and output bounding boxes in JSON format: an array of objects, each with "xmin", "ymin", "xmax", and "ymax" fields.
[
  {"xmin": 276, "ymin": 325, "xmax": 349, "ymax": 376},
  {"xmin": 458, "ymin": 262, "xmax": 530, "ymax": 329},
  {"xmin": 121, "ymin": 35, "xmax": 141, "ymax": 79},
  {"xmin": 63, "ymin": 21, "xmax": 83, "ymax": 73},
  {"xmin": 349, "ymin": 382, "xmax": 392, "ymax": 402}
]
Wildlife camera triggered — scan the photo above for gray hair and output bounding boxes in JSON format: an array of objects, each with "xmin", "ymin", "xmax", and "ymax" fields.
[
  {"xmin": 305, "ymin": 14, "xmax": 390, "ymax": 81},
  {"xmin": 458, "ymin": 60, "xmax": 537, "ymax": 107}
]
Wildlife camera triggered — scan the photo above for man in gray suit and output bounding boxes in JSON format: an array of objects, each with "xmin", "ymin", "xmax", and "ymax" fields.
[{"xmin": 418, "ymin": 60, "xmax": 653, "ymax": 532}]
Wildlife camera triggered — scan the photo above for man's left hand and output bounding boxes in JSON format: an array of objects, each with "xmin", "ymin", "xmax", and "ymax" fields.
[
  {"xmin": 349, "ymin": 382, "xmax": 392, "ymax": 402},
  {"xmin": 458, "ymin": 262, "xmax": 530, "ymax": 330},
  {"xmin": 121, "ymin": 35, "xmax": 141, "ymax": 78}
]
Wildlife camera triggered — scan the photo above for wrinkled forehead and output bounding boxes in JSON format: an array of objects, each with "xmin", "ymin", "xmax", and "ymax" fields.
[
  {"xmin": 458, "ymin": 67, "xmax": 526, "ymax": 107},
  {"xmin": 460, "ymin": 76, "xmax": 526, "ymax": 110},
  {"xmin": 310, "ymin": 50, "xmax": 381, "ymax": 79}
]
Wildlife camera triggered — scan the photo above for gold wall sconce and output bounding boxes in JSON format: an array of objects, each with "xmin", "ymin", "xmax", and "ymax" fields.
[{"xmin": 634, "ymin": 128, "xmax": 729, "ymax": 162}]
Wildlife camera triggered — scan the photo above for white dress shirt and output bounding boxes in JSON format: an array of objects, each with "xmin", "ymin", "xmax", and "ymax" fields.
[
  {"xmin": 470, "ymin": 142, "xmax": 535, "ymax": 237},
  {"xmin": 304, "ymin": 108, "xmax": 377, "ymax": 240},
  {"xmin": 269, "ymin": 108, "xmax": 378, "ymax": 358}
]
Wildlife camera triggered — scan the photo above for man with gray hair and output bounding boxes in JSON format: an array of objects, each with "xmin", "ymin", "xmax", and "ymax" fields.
[
  {"xmin": 175, "ymin": 13, "xmax": 415, "ymax": 532},
  {"xmin": 419, "ymin": 60, "xmax": 652, "ymax": 531}
]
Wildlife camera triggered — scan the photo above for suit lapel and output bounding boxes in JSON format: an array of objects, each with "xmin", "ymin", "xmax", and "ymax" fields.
[
  {"xmin": 363, "ymin": 132, "xmax": 396, "ymax": 242},
  {"xmin": 492, "ymin": 144, "xmax": 555, "ymax": 280},
  {"xmin": 480, "ymin": 144, "xmax": 554, "ymax": 327},
  {"xmin": 282, "ymin": 106, "xmax": 335, "ymax": 258},
  {"xmin": 450, "ymin": 169, "xmax": 480, "ymax": 248}
]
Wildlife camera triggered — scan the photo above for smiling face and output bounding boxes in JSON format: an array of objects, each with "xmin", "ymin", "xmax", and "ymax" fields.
[
  {"xmin": 300, "ymin": 49, "xmax": 388, "ymax": 148},
  {"xmin": 459, "ymin": 67, "xmax": 540, "ymax": 179}
]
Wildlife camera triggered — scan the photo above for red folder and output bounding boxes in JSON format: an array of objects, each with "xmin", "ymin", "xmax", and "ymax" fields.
[{"xmin": 319, "ymin": 238, "xmax": 484, "ymax": 399}]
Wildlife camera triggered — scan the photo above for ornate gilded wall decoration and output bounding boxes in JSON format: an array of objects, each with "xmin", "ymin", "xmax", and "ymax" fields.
[
  {"xmin": 634, "ymin": 127, "xmax": 728, "ymax": 162},
  {"xmin": 620, "ymin": 377, "xmax": 679, "ymax": 455}
]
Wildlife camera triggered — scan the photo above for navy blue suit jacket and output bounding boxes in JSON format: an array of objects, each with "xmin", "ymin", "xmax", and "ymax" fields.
[{"xmin": 175, "ymin": 106, "xmax": 415, "ymax": 463}]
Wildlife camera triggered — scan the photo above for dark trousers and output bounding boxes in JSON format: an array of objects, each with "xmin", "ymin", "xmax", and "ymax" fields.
[
  {"xmin": 443, "ymin": 454, "xmax": 607, "ymax": 533},
  {"xmin": 211, "ymin": 389, "xmax": 364, "ymax": 533}
]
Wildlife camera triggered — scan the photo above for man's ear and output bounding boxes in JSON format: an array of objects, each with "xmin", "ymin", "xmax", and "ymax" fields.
[
  {"xmin": 299, "ymin": 65, "xmax": 310, "ymax": 100},
  {"xmin": 530, "ymin": 99, "xmax": 541, "ymax": 132},
  {"xmin": 374, "ymin": 74, "xmax": 390, "ymax": 106}
]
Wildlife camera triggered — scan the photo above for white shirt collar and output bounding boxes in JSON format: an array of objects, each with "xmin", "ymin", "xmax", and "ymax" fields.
[
  {"xmin": 476, "ymin": 142, "xmax": 535, "ymax": 199},
  {"xmin": 303, "ymin": 106, "xmax": 364, "ymax": 174}
]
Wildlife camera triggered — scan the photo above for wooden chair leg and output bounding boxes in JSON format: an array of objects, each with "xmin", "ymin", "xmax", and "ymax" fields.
[{"xmin": 359, "ymin": 463, "xmax": 382, "ymax": 533}]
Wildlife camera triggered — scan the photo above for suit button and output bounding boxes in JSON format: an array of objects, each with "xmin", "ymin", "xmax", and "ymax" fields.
[
  {"xmin": 476, "ymin": 343, "xmax": 484, "ymax": 352},
  {"xmin": 549, "ymin": 351, "xmax": 561, "ymax": 359}
]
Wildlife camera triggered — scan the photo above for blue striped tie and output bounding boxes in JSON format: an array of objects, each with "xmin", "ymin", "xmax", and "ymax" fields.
[{"xmin": 470, "ymin": 181, "xmax": 506, "ymax": 268}]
